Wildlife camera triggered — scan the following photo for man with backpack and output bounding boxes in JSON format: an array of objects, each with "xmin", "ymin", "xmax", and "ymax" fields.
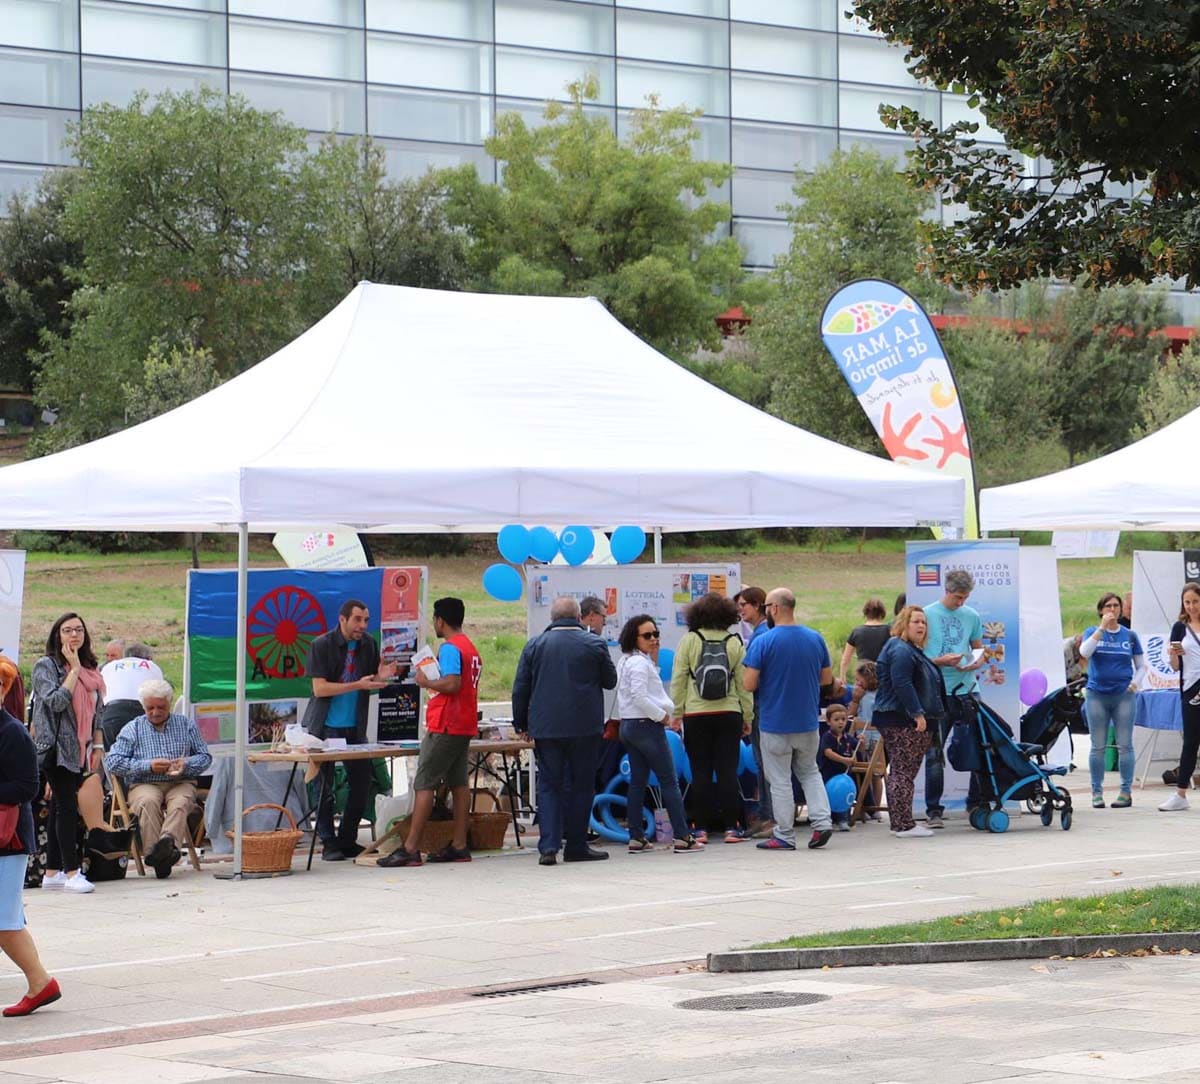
[
  {"xmin": 669, "ymin": 593, "xmax": 754, "ymax": 844},
  {"xmin": 743, "ymin": 588, "xmax": 834, "ymax": 851}
]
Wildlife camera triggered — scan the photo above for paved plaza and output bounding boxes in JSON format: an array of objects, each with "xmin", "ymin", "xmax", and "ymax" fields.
[{"xmin": 0, "ymin": 781, "xmax": 1197, "ymax": 1082}]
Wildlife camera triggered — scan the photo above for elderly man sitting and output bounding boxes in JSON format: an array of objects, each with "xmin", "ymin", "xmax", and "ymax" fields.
[{"xmin": 104, "ymin": 679, "xmax": 212, "ymax": 879}]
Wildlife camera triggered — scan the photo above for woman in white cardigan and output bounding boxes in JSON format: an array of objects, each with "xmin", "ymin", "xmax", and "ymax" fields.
[{"xmin": 617, "ymin": 615, "xmax": 704, "ymax": 853}]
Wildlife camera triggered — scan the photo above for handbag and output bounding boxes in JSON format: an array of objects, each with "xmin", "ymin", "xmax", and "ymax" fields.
[{"xmin": 0, "ymin": 804, "xmax": 20, "ymax": 850}]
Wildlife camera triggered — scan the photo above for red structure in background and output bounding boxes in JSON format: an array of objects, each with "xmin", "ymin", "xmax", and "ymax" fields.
[{"xmin": 714, "ymin": 307, "xmax": 1196, "ymax": 356}]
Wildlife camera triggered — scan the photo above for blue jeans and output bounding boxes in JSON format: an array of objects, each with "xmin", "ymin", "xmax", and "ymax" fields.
[
  {"xmin": 1086, "ymin": 689, "xmax": 1135, "ymax": 795},
  {"xmin": 534, "ymin": 735, "xmax": 601, "ymax": 856},
  {"xmin": 619, "ymin": 719, "xmax": 690, "ymax": 841}
]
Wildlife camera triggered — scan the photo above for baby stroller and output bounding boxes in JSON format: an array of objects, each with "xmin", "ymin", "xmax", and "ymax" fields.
[
  {"xmin": 1018, "ymin": 678, "xmax": 1084, "ymax": 808},
  {"xmin": 948, "ymin": 696, "xmax": 1073, "ymax": 833}
]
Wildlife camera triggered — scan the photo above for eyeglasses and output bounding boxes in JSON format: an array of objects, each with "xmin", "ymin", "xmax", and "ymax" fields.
[
  {"xmin": 638, "ymin": 631, "xmax": 660, "ymax": 640},
  {"xmin": 60, "ymin": 626, "xmax": 85, "ymax": 635}
]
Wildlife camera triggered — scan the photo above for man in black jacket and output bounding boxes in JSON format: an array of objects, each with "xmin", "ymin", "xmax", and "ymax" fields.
[
  {"xmin": 301, "ymin": 599, "xmax": 396, "ymax": 861},
  {"xmin": 513, "ymin": 597, "xmax": 617, "ymax": 865}
]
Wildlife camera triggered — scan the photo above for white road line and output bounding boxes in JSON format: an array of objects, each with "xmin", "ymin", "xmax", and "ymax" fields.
[
  {"xmin": 563, "ymin": 923, "xmax": 716, "ymax": 942},
  {"xmin": 1085, "ymin": 868, "xmax": 1200, "ymax": 886},
  {"xmin": 223, "ymin": 955, "xmax": 409, "ymax": 983},
  {"xmin": 849, "ymin": 895, "xmax": 971, "ymax": 911}
]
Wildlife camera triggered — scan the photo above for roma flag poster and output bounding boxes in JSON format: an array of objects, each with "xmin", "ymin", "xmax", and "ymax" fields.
[{"xmin": 821, "ymin": 279, "xmax": 979, "ymax": 537}]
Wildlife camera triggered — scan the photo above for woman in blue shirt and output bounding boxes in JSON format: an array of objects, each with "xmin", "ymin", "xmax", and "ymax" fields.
[{"xmin": 1079, "ymin": 592, "xmax": 1146, "ymax": 809}]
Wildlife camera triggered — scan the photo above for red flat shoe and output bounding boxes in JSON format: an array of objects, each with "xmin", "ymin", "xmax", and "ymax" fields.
[{"xmin": 4, "ymin": 978, "xmax": 60, "ymax": 1017}]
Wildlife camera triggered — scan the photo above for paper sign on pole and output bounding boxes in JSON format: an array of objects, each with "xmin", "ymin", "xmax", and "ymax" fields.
[
  {"xmin": 1052, "ymin": 530, "xmax": 1120, "ymax": 560},
  {"xmin": 272, "ymin": 529, "xmax": 368, "ymax": 570}
]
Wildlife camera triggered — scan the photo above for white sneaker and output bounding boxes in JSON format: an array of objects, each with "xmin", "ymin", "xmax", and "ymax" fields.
[
  {"xmin": 63, "ymin": 872, "xmax": 94, "ymax": 894},
  {"xmin": 1159, "ymin": 793, "xmax": 1190, "ymax": 812},
  {"xmin": 894, "ymin": 826, "xmax": 935, "ymax": 838},
  {"xmin": 40, "ymin": 871, "xmax": 66, "ymax": 890},
  {"xmin": 836, "ymin": 822, "xmax": 851, "ymax": 832}
]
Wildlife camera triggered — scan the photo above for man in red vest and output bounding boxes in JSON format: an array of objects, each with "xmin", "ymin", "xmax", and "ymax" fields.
[{"xmin": 380, "ymin": 597, "xmax": 482, "ymax": 867}]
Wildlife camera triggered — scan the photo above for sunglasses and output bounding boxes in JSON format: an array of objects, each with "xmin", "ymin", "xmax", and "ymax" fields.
[{"xmin": 638, "ymin": 630, "xmax": 661, "ymax": 640}]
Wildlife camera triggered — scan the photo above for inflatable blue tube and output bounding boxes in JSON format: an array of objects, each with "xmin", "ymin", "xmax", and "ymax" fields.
[{"xmin": 590, "ymin": 791, "xmax": 654, "ymax": 843}]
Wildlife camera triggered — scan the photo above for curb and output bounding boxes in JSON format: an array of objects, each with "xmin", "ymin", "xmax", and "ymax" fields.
[{"xmin": 707, "ymin": 931, "xmax": 1200, "ymax": 972}]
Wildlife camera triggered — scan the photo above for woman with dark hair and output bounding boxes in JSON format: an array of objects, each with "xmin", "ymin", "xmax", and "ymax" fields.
[
  {"xmin": 872, "ymin": 605, "xmax": 944, "ymax": 839},
  {"xmin": 0, "ymin": 656, "xmax": 59, "ymax": 1016},
  {"xmin": 1161, "ymin": 582, "xmax": 1200, "ymax": 811},
  {"xmin": 30, "ymin": 613, "xmax": 107, "ymax": 893},
  {"xmin": 669, "ymin": 593, "xmax": 753, "ymax": 843},
  {"xmin": 1080, "ymin": 591, "xmax": 1145, "ymax": 809},
  {"xmin": 616, "ymin": 616, "xmax": 703, "ymax": 853},
  {"xmin": 838, "ymin": 597, "xmax": 891, "ymax": 682}
]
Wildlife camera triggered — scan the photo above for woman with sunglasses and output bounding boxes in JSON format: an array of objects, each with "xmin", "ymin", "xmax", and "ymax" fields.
[
  {"xmin": 30, "ymin": 613, "xmax": 107, "ymax": 893},
  {"xmin": 617, "ymin": 615, "xmax": 704, "ymax": 853}
]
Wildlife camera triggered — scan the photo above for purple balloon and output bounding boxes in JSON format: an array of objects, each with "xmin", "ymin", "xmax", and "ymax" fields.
[{"xmin": 1018, "ymin": 668, "xmax": 1048, "ymax": 706}]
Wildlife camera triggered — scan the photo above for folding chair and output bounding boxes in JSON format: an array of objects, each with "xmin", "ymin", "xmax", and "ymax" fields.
[
  {"xmin": 110, "ymin": 775, "xmax": 202, "ymax": 874},
  {"xmin": 849, "ymin": 729, "xmax": 888, "ymax": 825}
]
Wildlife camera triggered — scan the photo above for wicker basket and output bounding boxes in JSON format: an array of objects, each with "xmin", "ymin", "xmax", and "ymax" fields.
[
  {"xmin": 226, "ymin": 803, "xmax": 302, "ymax": 874},
  {"xmin": 468, "ymin": 812, "xmax": 511, "ymax": 851},
  {"xmin": 386, "ymin": 815, "xmax": 458, "ymax": 854}
]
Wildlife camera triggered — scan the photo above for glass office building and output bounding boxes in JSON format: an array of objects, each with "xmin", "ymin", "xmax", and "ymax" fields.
[{"xmin": 0, "ymin": 0, "xmax": 1010, "ymax": 271}]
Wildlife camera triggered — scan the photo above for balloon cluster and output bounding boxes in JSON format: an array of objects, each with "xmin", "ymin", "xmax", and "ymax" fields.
[{"xmin": 481, "ymin": 524, "xmax": 649, "ymax": 601}]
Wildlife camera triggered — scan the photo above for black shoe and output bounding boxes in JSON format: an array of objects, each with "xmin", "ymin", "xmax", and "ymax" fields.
[
  {"xmin": 336, "ymin": 842, "xmax": 365, "ymax": 859},
  {"xmin": 538, "ymin": 852, "xmax": 557, "ymax": 866},
  {"xmin": 427, "ymin": 844, "xmax": 472, "ymax": 864},
  {"xmin": 321, "ymin": 846, "xmax": 346, "ymax": 862},
  {"xmin": 377, "ymin": 845, "xmax": 423, "ymax": 868},
  {"xmin": 807, "ymin": 829, "xmax": 833, "ymax": 850},
  {"xmin": 147, "ymin": 838, "xmax": 180, "ymax": 878},
  {"xmin": 563, "ymin": 847, "xmax": 609, "ymax": 862}
]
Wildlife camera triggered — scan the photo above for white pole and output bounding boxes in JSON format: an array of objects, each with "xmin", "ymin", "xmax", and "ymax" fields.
[
  {"xmin": 232, "ymin": 522, "xmax": 249, "ymax": 877},
  {"xmin": 653, "ymin": 527, "xmax": 663, "ymax": 565}
]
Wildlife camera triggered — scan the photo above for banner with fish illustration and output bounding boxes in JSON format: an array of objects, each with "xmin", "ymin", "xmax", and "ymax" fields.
[{"xmin": 821, "ymin": 279, "xmax": 979, "ymax": 538}]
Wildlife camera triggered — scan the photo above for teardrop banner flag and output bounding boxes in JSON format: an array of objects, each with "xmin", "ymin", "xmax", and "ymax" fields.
[{"xmin": 821, "ymin": 278, "xmax": 979, "ymax": 538}]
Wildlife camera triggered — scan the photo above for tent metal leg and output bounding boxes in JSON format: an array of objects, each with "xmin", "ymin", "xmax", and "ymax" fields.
[
  {"xmin": 653, "ymin": 527, "xmax": 662, "ymax": 564},
  {"xmin": 232, "ymin": 522, "xmax": 249, "ymax": 878}
]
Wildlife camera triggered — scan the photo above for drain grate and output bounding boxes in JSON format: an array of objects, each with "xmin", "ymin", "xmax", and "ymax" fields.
[
  {"xmin": 472, "ymin": 979, "xmax": 602, "ymax": 999},
  {"xmin": 677, "ymin": 991, "xmax": 831, "ymax": 1012}
]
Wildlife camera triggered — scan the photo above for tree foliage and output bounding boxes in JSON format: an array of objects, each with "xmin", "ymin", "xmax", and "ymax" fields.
[
  {"xmin": 441, "ymin": 77, "xmax": 743, "ymax": 356},
  {"xmin": 751, "ymin": 146, "xmax": 943, "ymax": 451},
  {"xmin": 1133, "ymin": 342, "xmax": 1200, "ymax": 442},
  {"xmin": 122, "ymin": 342, "xmax": 221, "ymax": 427},
  {"xmin": 855, "ymin": 0, "xmax": 1200, "ymax": 289},
  {"xmin": 0, "ymin": 171, "xmax": 80, "ymax": 391}
]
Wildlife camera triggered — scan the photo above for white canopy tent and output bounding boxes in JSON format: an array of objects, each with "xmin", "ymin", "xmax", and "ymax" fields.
[
  {"xmin": 0, "ymin": 283, "xmax": 964, "ymax": 874},
  {"xmin": 980, "ymin": 407, "xmax": 1200, "ymax": 531}
]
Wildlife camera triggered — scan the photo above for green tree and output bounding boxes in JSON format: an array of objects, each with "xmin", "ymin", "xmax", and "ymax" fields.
[
  {"xmin": 1038, "ymin": 284, "xmax": 1167, "ymax": 464},
  {"xmin": 441, "ymin": 77, "xmax": 743, "ymax": 356},
  {"xmin": 751, "ymin": 146, "xmax": 942, "ymax": 451},
  {"xmin": 1133, "ymin": 342, "xmax": 1200, "ymax": 442},
  {"xmin": 122, "ymin": 342, "xmax": 221, "ymax": 427},
  {"xmin": 0, "ymin": 171, "xmax": 81, "ymax": 391},
  {"xmin": 855, "ymin": 0, "xmax": 1200, "ymax": 289}
]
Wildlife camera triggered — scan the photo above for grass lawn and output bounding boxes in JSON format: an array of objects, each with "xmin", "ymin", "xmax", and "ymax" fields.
[
  {"xmin": 759, "ymin": 885, "xmax": 1200, "ymax": 948},
  {"xmin": 14, "ymin": 536, "xmax": 1138, "ymax": 702}
]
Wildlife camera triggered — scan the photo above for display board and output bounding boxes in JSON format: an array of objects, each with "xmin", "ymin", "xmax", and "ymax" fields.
[
  {"xmin": 0, "ymin": 549, "xmax": 25, "ymax": 663},
  {"xmin": 1131, "ymin": 550, "xmax": 1186, "ymax": 693},
  {"xmin": 186, "ymin": 565, "xmax": 427, "ymax": 745},
  {"xmin": 526, "ymin": 563, "xmax": 742, "ymax": 653}
]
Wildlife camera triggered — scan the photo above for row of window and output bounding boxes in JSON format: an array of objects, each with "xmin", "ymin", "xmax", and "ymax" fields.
[{"xmin": 3, "ymin": 0, "xmax": 884, "ymax": 38}]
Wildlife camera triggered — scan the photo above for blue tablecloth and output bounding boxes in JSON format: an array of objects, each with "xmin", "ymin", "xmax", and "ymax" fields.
[{"xmin": 1135, "ymin": 690, "xmax": 1182, "ymax": 732}]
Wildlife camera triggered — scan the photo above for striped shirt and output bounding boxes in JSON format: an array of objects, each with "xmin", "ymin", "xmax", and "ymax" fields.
[{"xmin": 104, "ymin": 713, "xmax": 212, "ymax": 783}]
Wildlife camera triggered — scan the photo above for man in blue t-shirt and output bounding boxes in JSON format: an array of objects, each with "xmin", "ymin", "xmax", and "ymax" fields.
[
  {"xmin": 921, "ymin": 569, "xmax": 985, "ymax": 826},
  {"xmin": 743, "ymin": 588, "xmax": 834, "ymax": 851}
]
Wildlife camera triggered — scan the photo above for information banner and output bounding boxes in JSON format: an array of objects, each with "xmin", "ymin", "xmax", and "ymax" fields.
[{"xmin": 0, "ymin": 550, "xmax": 25, "ymax": 662}]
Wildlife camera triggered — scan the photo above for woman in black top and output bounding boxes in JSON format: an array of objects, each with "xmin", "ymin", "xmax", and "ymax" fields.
[
  {"xmin": 838, "ymin": 598, "xmax": 891, "ymax": 682},
  {"xmin": 0, "ymin": 656, "xmax": 60, "ymax": 1016}
]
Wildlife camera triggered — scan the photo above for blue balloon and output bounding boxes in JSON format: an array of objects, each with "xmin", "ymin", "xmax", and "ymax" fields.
[
  {"xmin": 558, "ymin": 525, "xmax": 594, "ymax": 566},
  {"xmin": 825, "ymin": 773, "xmax": 857, "ymax": 815},
  {"xmin": 609, "ymin": 525, "xmax": 646, "ymax": 564},
  {"xmin": 481, "ymin": 563, "xmax": 523, "ymax": 602},
  {"xmin": 497, "ymin": 524, "xmax": 531, "ymax": 564},
  {"xmin": 657, "ymin": 647, "xmax": 675, "ymax": 684},
  {"xmin": 738, "ymin": 740, "xmax": 758, "ymax": 777},
  {"xmin": 528, "ymin": 526, "xmax": 559, "ymax": 563}
]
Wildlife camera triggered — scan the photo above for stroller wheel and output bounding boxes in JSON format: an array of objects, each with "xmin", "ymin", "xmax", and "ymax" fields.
[
  {"xmin": 1061, "ymin": 808, "xmax": 1072, "ymax": 831},
  {"xmin": 969, "ymin": 807, "xmax": 988, "ymax": 831},
  {"xmin": 1039, "ymin": 803, "xmax": 1054, "ymax": 827},
  {"xmin": 1025, "ymin": 795, "xmax": 1045, "ymax": 814},
  {"xmin": 985, "ymin": 809, "xmax": 1010, "ymax": 833}
]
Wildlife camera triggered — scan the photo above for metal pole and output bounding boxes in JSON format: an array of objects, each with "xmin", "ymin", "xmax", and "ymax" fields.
[
  {"xmin": 232, "ymin": 522, "xmax": 249, "ymax": 877},
  {"xmin": 653, "ymin": 527, "xmax": 663, "ymax": 565}
]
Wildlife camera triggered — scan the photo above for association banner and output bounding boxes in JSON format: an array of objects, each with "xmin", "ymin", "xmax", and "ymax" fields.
[
  {"xmin": 187, "ymin": 567, "xmax": 425, "ymax": 740},
  {"xmin": 821, "ymin": 279, "xmax": 979, "ymax": 537}
]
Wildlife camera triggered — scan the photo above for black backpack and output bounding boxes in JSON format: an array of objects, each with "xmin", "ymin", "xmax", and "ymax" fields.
[{"xmin": 692, "ymin": 633, "xmax": 735, "ymax": 700}]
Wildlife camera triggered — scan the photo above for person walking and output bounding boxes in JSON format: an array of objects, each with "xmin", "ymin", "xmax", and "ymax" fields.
[
  {"xmin": 513, "ymin": 596, "xmax": 617, "ymax": 865},
  {"xmin": 616, "ymin": 615, "xmax": 704, "ymax": 854},
  {"xmin": 670, "ymin": 593, "xmax": 753, "ymax": 843},
  {"xmin": 1161, "ymin": 582, "xmax": 1200, "ymax": 811},
  {"xmin": 873, "ymin": 606, "xmax": 944, "ymax": 839},
  {"xmin": 1080, "ymin": 592, "xmax": 1145, "ymax": 809},
  {"xmin": 0, "ymin": 656, "xmax": 60, "ymax": 1016},
  {"xmin": 742, "ymin": 588, "xmax": 834, "ymax": 851}
]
